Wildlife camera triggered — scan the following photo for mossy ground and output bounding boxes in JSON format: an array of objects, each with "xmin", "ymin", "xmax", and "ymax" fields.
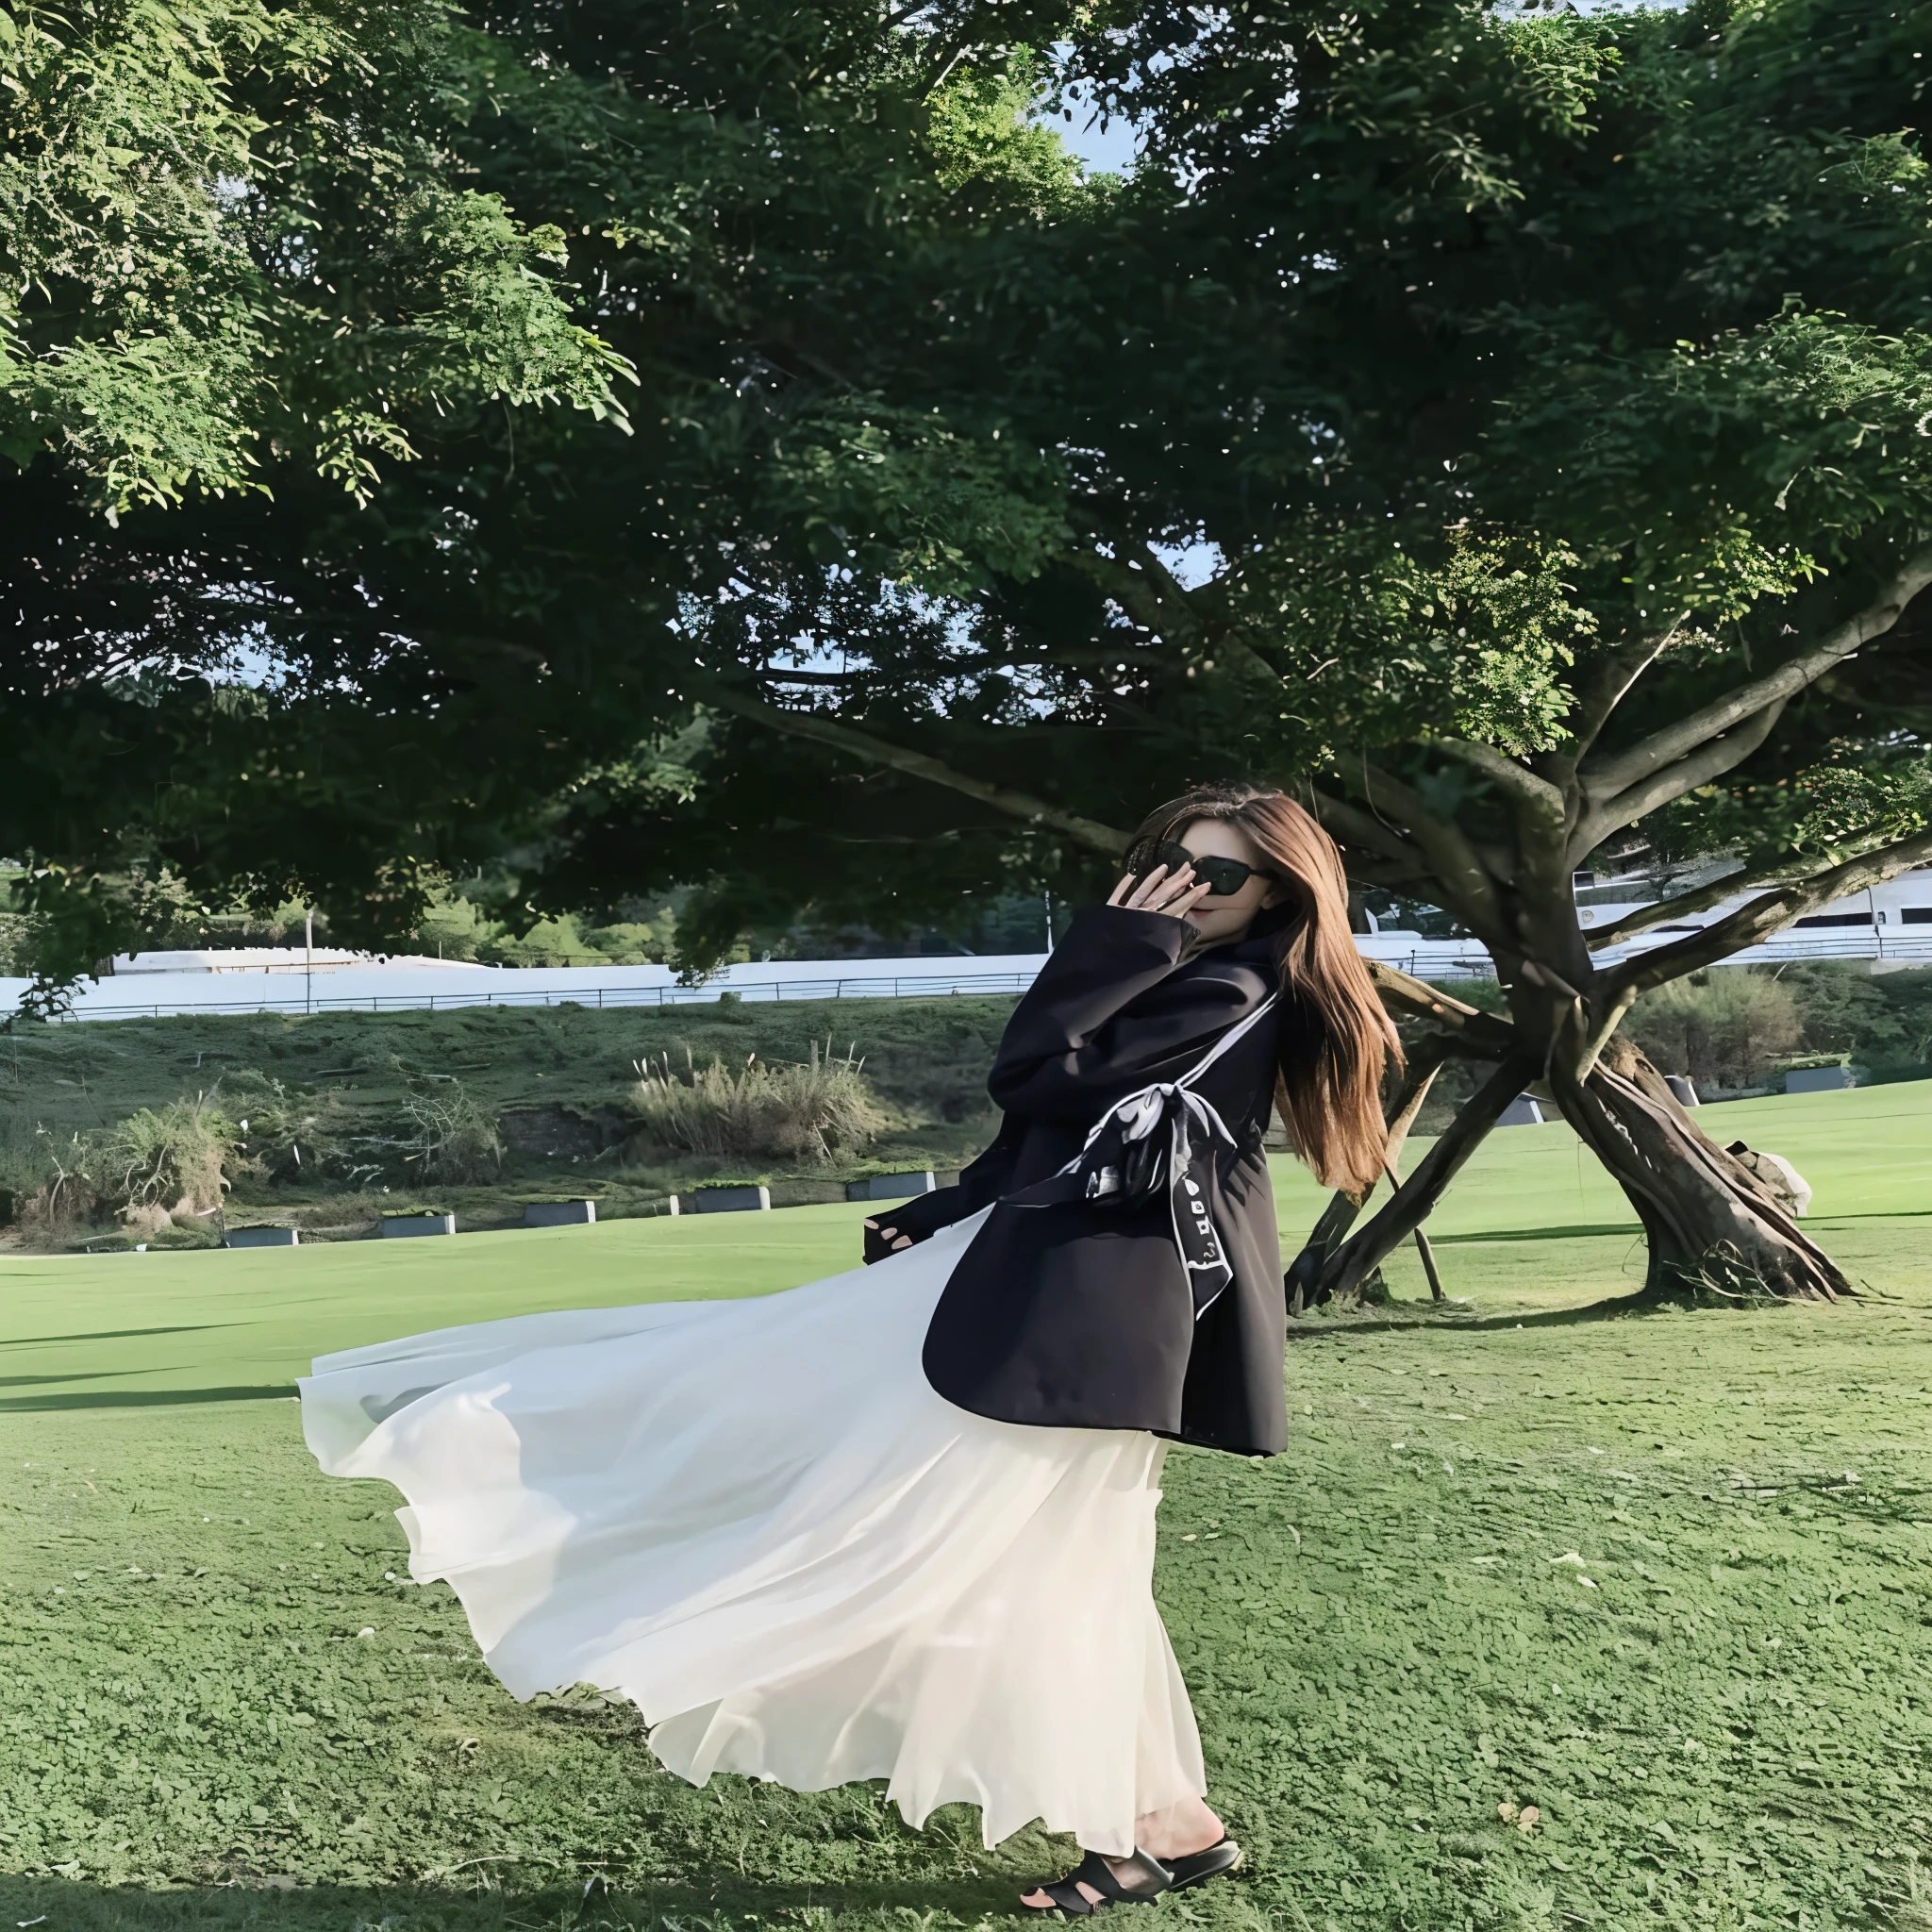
[{"xmin": 1, "ymin": 1082, "xmax": 1928, "ymax": 1931}]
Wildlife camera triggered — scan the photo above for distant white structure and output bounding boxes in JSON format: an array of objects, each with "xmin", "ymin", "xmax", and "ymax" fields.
[
  {"xmin": 10, "ymin": 867, "xmax": 1931, "ymax": 1025},
  {"xmin": 1571, "ymin": 867, "xmax": 1932, "ymax": 971},
  {"xmin": 110, "ymin": 948, "xmax": 484, "ymax": 975},
  {"xmin": 5, "ymin": 950, "xmax": 1055, "ymax": 1023},
  {"xmin": 1358, "ymin": 866, "xmax": 1932, "ymax": 981}
]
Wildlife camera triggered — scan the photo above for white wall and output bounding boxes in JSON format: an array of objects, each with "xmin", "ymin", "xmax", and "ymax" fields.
[
  {"xmin": 13, "ymin": 868, "xmax": 1932, "ymax": 1024},
  {"xmin": 0, "ymin": 953, "xmax": 1055, "ymax": 1023}
]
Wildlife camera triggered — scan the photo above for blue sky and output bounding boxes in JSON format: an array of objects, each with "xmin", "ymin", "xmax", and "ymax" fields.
[{"xmin": 1056, "ymin": 100, "xmax": 1142, "ymax": 176}]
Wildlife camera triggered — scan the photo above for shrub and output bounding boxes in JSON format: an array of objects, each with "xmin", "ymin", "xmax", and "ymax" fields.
[
  {"xmin": 223, "ymin": 1073, "xmax": 365, "ymax": 1185},
  {"xmin": 15, "ymin": 1130, "xmax": 103, "ymax": 1246},
  {"xmin": 334, "ymin": 1063, "xmax": 504, "ymax": 1187},
  {"xmin": 634, "ymin": 1039, "xmax": 886, "ymax": 1164},
  {"xmin": 1626, "ymin": 970, "xmax": 1804, "ymax": 1092},
  {"xmin": 393, "ymin": 1077, "xmax": 504, "ymax": 1184},
  {"xmin": 98, "ymin": 1097, "xmax": 235, "ymax": 1216}
]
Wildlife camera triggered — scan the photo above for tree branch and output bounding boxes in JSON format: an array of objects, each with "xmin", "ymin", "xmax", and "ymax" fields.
[
  {"xmin": 1308, "ymin": 788, "xmax": 1429, "ymax": 874},
  {"xmin": 192, "ymin": 601, "xmax": 552, "ymax": 668},
  {"xmin": 1069, "ymin": 535, "xmax": 1203, "ymax": 638},
  {"xmin": 1579, "ymin": 543, "xmax": 1932, "ymax": 801},
  {"xmin": 1364, "ymin": 960, "xmax": 1520, "ymax": 1058},
  {"xmin": 1570, "ymin": 693, "xmax": 1789, "ymax": 863},
  {"xmin": 1561, "ymin": 629, "xmax": 1679, "ymax": 769},
  {"xmin": 1344, "ymin": 858, "xmax": 1441, "ymax": 892},
  {"xmin": 702, "ymin": 687, "xmax": 1128, "ymax": 854},
  {"xmin": 761, "ymin": 667, "xmax": 881, "ymax": 685},
  {"xmin": 758, "ymin": 653, "xmax": 1145, "ymax": 683},
  {"xmin": 1065, "ymin": 525, "xmax": 1285, "ymax": 687},
  {"xmin": 1583, "ymin": 864, "xmax": 1755, "ymax": 948},
  {"xmin": 1287, "ymin": 1038, "xmax": 1449, "ymax": 1314},
  {"xmin": 1314, "ymin": 1052, "xmax": 1541, "ymax": 1302},
  {"xmin": 1350, "ymin": 761, "xmax": 1507, "ymax": 939},
  {"xmin": 1586, "ymin": 817, "xmax": 1916, "ymax": 948},
  {"xmin": 1606, "ymin": 825, "xmax": 1932, "ymax": 1000},
  {"xmin": 1432, "ymin": 739, "xmax": 1565, "ymax": 827},
  {"xmin": 1430, "ymin": 739, "xmax": 1574, "ymax": 947}
]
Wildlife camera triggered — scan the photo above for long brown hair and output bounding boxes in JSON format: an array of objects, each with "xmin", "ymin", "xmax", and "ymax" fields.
[{"xmin": 1129, "ymin": 783, "xmax": 1399, "ymax": 1195}]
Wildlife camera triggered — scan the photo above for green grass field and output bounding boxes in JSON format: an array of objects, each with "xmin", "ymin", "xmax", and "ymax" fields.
[{"xmin": 3, "ymin": 1083, "xmax": 1930, "ymax": 1932}]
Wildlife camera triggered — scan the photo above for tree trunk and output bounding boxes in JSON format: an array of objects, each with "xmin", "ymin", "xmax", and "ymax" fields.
[
  {"xmin": 1305, "ymin": 1054, "xmax": 1540, "ymax": 1304},
  {"xmin": 1311, "ymin": 1036, "xmax": 1852, "ymax": 1305},
  {"xmin": 1287, "ymin": 1036, "xmax": 1451, "ymax": 1312},
  {"xmin": 1547, "ymin": 1036, "xmax": 1851, "ymax": 1301},
  {"xmin": 1291, "ymin": 974, "xmax": 1853, "ymax": 1307}
]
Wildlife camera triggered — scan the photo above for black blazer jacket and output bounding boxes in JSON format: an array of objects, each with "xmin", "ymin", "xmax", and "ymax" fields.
[{"xmin": 874, "ymin": 902, "xmax": 1299, "ymax": 1457}]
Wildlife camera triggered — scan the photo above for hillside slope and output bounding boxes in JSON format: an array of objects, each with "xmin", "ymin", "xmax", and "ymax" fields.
[{"xmin": 0, "ymin": 996, "xmax": 1020, "ymax": 1245}]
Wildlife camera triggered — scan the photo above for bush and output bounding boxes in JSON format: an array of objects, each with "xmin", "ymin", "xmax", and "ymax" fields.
[
  {"xmin": 1773, "ymin": 961, "xmax": 1932, "ymax": 1076},
  {"xmin": 634, "ymin": 1039, "xmax": 886, "ymax": 1164},
  {"xmin": 60, "ymin": 1105, "xmax": 237, "ymax": 1236},
  {"xmin": 325, "ymin": 1062, "xmax": 506, "ymax": 1187},
  {"xmin": 223, "ymin": 1073, "xmax": 365, "ymax": 1186},
  {"xmin": 93, "ymin": 1096, "xmax": 236, "ymax": 1237},
  {"xmin": 14, "ymin": 1130, "xmax": 103, "ymax": 1246},
  {"xmin": 1626, "ymin": 970, "xmax": 1804, "ymax": 1092},
  {"xmin": 392, "ymin": 1077, "xmax": 504, "ymax": 1185}
]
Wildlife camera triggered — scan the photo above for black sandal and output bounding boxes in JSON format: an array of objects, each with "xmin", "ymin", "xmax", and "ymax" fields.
[
  {"xmin": 1024, "ymin": 1849, "xmax": 1170, "ymax": 1916},
  {"xmin": 1162, "ymin": 1835, "xmax": 1243, "ymax": 1890},
  {"xmin": 1022, "ymin": 1840, "xmax": 1241, "ymax": 1916}
]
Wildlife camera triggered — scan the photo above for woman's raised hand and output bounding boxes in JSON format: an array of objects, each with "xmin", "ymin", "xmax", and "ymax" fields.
[{"xmin": 1108, "ymin": 861, "xmax": 1215, "ymax": 923}]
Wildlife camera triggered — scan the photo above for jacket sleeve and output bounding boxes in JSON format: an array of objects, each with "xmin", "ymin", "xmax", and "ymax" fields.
[
  {"xmin": 861, "ymin": 1120, "xmax": 1021, "ymax": 1263},
  {"xmin": 986, "ymin": 904, "xmax": 1257, "ymax": 1122}
]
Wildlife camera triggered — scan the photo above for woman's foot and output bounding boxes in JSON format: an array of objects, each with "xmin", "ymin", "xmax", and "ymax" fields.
[
  {"xmin": 1019, "ymin": 1799, "xmax": 1225, "ymax": 1910},
  {"xmin": 1133, "ymin": 1796, "xmax": 1225, "ymax": 1865}
]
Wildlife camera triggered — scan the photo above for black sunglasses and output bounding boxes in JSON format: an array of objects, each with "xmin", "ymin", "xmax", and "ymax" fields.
[{"xmin": 1126, "ymin": 839, "xmax": 1274, "ymax": 898}]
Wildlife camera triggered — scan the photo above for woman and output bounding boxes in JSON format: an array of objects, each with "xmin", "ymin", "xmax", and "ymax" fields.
[{"xmin": 299, "ymin": 783, "xmax": 1396, "ymax": 1915}]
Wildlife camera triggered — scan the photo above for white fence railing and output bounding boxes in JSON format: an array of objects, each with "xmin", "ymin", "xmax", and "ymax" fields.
[
  {"xmin": 1364, "ymin": 930, "xmax": 1932, "ymax": 981},
  {"xmin": 24, "ymin": 968, "xmax": 1048, "ymax": 1025},
  {"xmin": 20, "ymin": 925, "xmax": 1932, "ymax": 1027}
]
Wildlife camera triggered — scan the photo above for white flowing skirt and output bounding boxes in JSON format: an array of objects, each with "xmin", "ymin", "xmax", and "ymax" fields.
[{"xmin": 298, "ymin": 1211, "xmax": 1206, "ymax": 1852}]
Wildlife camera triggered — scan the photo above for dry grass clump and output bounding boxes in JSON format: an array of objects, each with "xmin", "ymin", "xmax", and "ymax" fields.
[
  {"xmin": 99, "ymin": 1097, "xmax": 235, "ymax": 1216},
  {"xmin": 14, "ymin": 1130, "xmax": 104, "ymax": 1247},
  {"xmin": 633, "ymin": 1038, "xmax": 885, "ymax": 1164},
  {"xmin": 97, "ymin": 1095, "xmax": 236, "ymax": 1239},
  {"xmin": 225, "ymin": 1074, "xmax": 364, "ymax": 1186},
  {"xmin": 318, "ymin": 1062, "xmax": 504, "ymax": 1187},
  {"xmin": 9, "ymin": 1099, "xmax": 237, "ymax": 1245}
]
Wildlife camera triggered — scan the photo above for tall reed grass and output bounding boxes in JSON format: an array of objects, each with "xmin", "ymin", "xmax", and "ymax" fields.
[{"xmin": 633, "ymin": 1039, "xmax": 885, "ymax": 1164}]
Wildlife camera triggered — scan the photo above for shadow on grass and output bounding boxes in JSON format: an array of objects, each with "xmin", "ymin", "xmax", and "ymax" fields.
[
  {"xmin": 0, "ymin": 1868, "xmax": 1038, "ymax": 1930},
  {"xmin": 1426, "ymin": 1222, "xmax": 1641, "ymax": 1245},
  {"xmin": 2, "ymin": 1322, "xmax": 243, "ymax": 1347},
  {"xmin": 0, "ymin": 1383, "xmax": 295, "ymax": 1412},
  {"xmin": 1288, "ymin": 1288, "xmax": 1685, "ymax": 1339},
  {"xmin": 1800, "ymin": 1208, "xmax": 1932, "ymax": 1223}
]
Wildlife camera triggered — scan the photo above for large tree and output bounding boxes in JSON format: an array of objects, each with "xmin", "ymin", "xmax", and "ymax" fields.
[
  {"xmin": 0, "ymin": 0, "xmax": 634, "ymax": 973},
  {"xmin": 13, "ymin": 0, "xmax": 1930, "ymax": 1308},
  {"xmin": 0, "ymin": 0, "xmax": 1086, "ymax": 971},
  {"xmin": 573, "ymin": 0, "xmax": 1932, "ymax": 1301}
]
